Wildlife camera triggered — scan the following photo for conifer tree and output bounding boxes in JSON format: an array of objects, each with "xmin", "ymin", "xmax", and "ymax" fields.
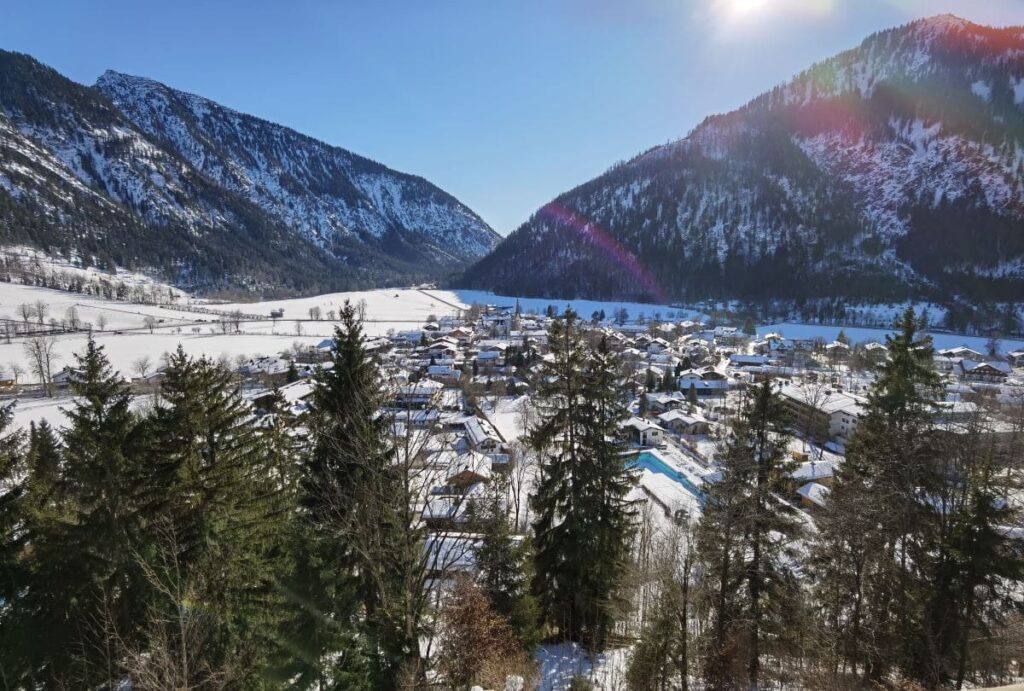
[
  {"xmin": 811, "ymin": 307, "xmax": 942, "ymax": 683},
  {"xmin": 11, "ymin": 337, "xmax": 146, "ymax": 687},
  {"xmin": 530, "ymin": 313, "xmax": 636, "ymax": 650},
  {"xmin": 25, "ymin": 420, "xmax": 61, "ymax": 504},
  {"xmin": 0, "ymin": 403, "xmax": 26, "ymax": 678},
  {"xmin": 696, "ymin": 380, "xmax": 802, "ymax": 690},
  {"xmin": 301, "ymin": 300, "xmax": 410, "ymax": 687},
  {"xmin": 917, "ymin": 409, "xmax": 1024, "ymax": 688},
  {"xmin": 148, "ymin": 346, "xmax": 294, "ymax": 685},
  {"xmin": 687, "ymin": 382, "xmax": 699, "ymax": 407},
  {"xmin": 473, "ymin": 476, "xmax": 541, "ymax": 651}
]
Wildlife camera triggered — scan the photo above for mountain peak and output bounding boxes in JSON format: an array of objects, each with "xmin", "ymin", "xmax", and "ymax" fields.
[
  {"xmin": 1, "ymin": 52, "xmax": 499, "ymax": 295},
  {"xmin": 914, "ymin": 14, "xmax": 971, "ymax": 31},
  {"xmin": 463, "ymin": 18, "xmax": 1024, "ymax": 304}
]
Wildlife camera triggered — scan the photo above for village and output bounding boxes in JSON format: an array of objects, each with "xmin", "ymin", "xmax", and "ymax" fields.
[
  {"xmin": 0, "ymin": 280, "xmax": 1022, "ymax": 687},
  {"xmin": 193, "ymin": 300, "xmax": 1024, "ymax": 588}
]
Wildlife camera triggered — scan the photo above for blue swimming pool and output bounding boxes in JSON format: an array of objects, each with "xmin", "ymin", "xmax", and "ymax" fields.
[{"xmin": 626, "ymin": 451, "xmax": 706, "ymax": 504}]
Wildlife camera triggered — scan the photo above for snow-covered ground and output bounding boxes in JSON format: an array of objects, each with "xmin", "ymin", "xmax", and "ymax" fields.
[
  {"xmin": 0, "ymin": 282, "xmax": 201, "ymax": 332},
  {"xmin": 452, "ymin": 290, "xmax": 705, "ymax": 322},
  {"xmin": 537, "ymin": 642, "xmax": 631, "ymax": 691},
  {"xmin": 758, "ymin": 322, "xmax": 1024, "ymax": 354},
  {"xmin": 0, "ymin": 245, "xmax": 188, "ymax": 299}
]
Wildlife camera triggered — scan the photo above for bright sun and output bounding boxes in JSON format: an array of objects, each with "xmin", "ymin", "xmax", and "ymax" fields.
[{"xmin": 731, "ymin": 0, "xmax": 769, "ymax": 15}]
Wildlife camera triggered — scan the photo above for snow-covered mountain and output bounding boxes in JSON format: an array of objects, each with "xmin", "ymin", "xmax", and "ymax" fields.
[
  {"xmin": 95, "ymin": 71, "xmax": 498, "ymax": 265},
  {"xmin": 0, "ymin": 51, "xmax": 498, "ymax": 295},
  {"xmin": 462, "ymin": 16, "xmax": 1024, "ymax": 304}
]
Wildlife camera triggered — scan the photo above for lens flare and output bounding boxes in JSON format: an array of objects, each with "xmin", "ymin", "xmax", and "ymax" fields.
[{"xmin": 539, "ymin": 203, "xmax": 668, "ymax": 304}]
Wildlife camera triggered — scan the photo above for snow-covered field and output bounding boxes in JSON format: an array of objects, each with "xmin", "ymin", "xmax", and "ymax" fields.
[
  {"xmin": 758, "ymin": 322, "xmax": 1024, "ymax": 353},
  {"xmin": 451, "ymin": 290, "xmax": 704, "ymax": 321},
  {"xmin": 0, "ymin": 281, "xmax": 202, "ymax": 332}
]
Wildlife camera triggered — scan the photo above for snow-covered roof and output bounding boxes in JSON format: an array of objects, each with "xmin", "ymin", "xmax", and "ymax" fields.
[{"xmin": 797, "ymin": 482, "xmax": 831, "ymax": 507}]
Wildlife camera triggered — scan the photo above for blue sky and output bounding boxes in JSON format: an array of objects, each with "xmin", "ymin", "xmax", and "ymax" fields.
[{"xmin": 2, "ymin": 0, "xmax": 1022, "ymax": 234}]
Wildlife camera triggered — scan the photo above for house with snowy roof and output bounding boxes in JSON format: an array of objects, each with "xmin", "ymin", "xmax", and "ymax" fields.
[
  {"xmin": 797, "ymin": 482, "xmax": 831, "ymax": 510},
  {"xmin": 958, "ymin": 360, "xmax": 1010, "ymax": 383},
  {"xmin": 657, "ymin": 410, "xmax": 711, "ymax": 435},
  {"xmin": 622, "ymin": 417, "xmax": 666, "ymax": 447}
]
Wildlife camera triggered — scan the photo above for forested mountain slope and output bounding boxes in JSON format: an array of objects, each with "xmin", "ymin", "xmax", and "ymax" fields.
[
  {"xmin": 462, "ymin": 16, "xmax": 1024, "ymax": 303},
  {"xmin": 0, "ymin": 51, "xmax": 498, "ymax": 295}
]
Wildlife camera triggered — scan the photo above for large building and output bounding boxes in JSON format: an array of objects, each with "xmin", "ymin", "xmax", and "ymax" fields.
[{"xmin": 778, "ymin": 383, "xmax": 865, "ymax": 443}]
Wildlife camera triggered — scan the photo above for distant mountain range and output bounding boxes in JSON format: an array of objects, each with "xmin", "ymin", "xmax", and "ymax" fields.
[
  {"xmin": 462, "ymin": 15, "xmax": 1024, "ymax": 305},
  {"xmin": 0, "ymin": 52, "xmax": 499, "ymax": 295}
]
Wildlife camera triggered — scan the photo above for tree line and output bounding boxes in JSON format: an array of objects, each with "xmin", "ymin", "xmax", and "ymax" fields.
[{"xmin": 0, "ymin": 304, "xmax": 1021, "ymax": 689}]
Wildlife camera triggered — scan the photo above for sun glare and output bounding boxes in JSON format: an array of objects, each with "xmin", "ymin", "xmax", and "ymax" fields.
[{"xmin": 731, "ymin": 0, "xmax": 769, "ymax": 15}]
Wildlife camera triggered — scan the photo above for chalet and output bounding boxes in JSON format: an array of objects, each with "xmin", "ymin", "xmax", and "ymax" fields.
[
  {"xmin": 0, "ymin": 371, "xmax": 16, "ymax": 391},
  {"xmin": 1006, "ymin": 349, "xmax": 1024, "ymax": 368},
  {"xmin": 727, "ymin": 354, "xmax": 771, "ymax": 369},
  {"xmin": 959, "ymin": 360, "xmax": 1011, "ymax": 383},
  {"xmin": 238, "ymin": 356, "xmax": 290, "ymax": 378},
  {"xmin": 464, "ymin": 417, "xmax": 505, "ymax": 453},
  {"xmin": 424, "ymin": 338, "xmax": 459, "ymax": 358},
  {"xmin": 446, "ymin": 327, "xmax": 474, "ymax": 346},
  {"xmin": 644, "ymin": 392, "xmax": 685, "ymax": 413},
  {"xmin": 388, "ymin": 408, "xmax": 441, "ymax": 429},
  {"xmin": 446, "ymin": 450, "xmax": 493, "ymax": 488},
  {"xmin": 713, "ymin": 326, "xmax": 745, "ymax": 346},
  {"xmin": 646, "ymin": 337, "xmax": 671, "ymax": 355},
  {"xmin": 824, "ymin": 341, "xmax": 851, "ymax": 359},
  {"xmin": 788, "ymin": 459, "xmax": 836, "ymax": 488},
  {"xmin": 938, "ymin": 346, "xmax": 985, "ymax": 360},
  {"xmin": 422, "ymin": 480, "xmax": 485, "ymax": 530},
  {"xmin": 676, "ymin": 367, "xmax": 730, "ymax": 397},
  {"xmin": 250, "ymin": 380, "xmax": 314, "ymax": 415},
  {"xmin": 50, "ymin": 367, "xmax": 74, "ymax": 389},
  {"xmin": 657, "ymin": 410, "xmax": 711, "ymax": 435},
  {"xmin": 622, "ymin": 417, "xmax": 666, "ymax": 447},
  {"xmin": 423, "ymin": 534, "xmax": 484, "ymax": 580},
  {"xmin": 395, "ymin": 380, "xmax": 444, "ymax": 408},
  {"xmin": 425, "ymin": 364, "xmax": 460, "ymax": 384},
  {"xmin": 474, "ymin": 348, "xmax": 505, "ymax": 366}
]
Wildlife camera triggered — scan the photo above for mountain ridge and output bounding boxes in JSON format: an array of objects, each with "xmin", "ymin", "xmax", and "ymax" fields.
[
  {"xmin": 460, "ymin": 15, "xmax": 1024, "ymax": 305},
  {"xmin": 0, "ymin": 50, "xmax": 498, "ymax": 296}
]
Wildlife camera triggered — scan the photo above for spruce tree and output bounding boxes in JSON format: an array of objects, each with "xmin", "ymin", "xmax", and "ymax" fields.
[
  {"xmin": 12, "ymin": 337, "xmax": 146, "ymax": 687},
  {"xmin": 148, "ymin": 346, "xmax": 295, "ymax": 685},
  {"xmin": 696, "ymin": 380, "xmax": 802, "ymax": 689},
  {"xmin": 530, "ymin": 314, "xmax": 636, "ymax": 650},
  {"xmin": 811, "ymin": 307, "xmax": 942, "ymax": 683},
  {"xmin": 301, "ymin": 300, "xmax": 409, "ymax": 687},
  {"xmin": 919, "ymin": 410, "xmax": 1024, "ymax": 688},
  {"xmin": 472, "ymin": 475, "xmax": 541, "ymax": 651},
  {"xmin": 0, "ymin": 403, "xmax": 26, "ymax": 678}
]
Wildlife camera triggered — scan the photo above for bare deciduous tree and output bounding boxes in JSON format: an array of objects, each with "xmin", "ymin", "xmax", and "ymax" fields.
[
  {"xmin": 65, "ymin": 306, "xmax": 81, "ymax": 331},
  {"xmin": 9, "ymin": 362, "xmax": 23, "ymax": 387},
  {"xmin": 24, "ymin": 335, "xmax": 58, "ymax": 397},
  {"xmin": 132, "ymin": 355, "xmax": 153, "ymax": 380},
  {"xmin": 33, "ymin": 300, "xmax": 48, "ymax": 326},
  {"xmin": 18, "ymin": 303, "xmax": 33, "ymax": 329},
  {"xmin": 118, "ymin": 523, "xmax": 244, "ymax": 690}
]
